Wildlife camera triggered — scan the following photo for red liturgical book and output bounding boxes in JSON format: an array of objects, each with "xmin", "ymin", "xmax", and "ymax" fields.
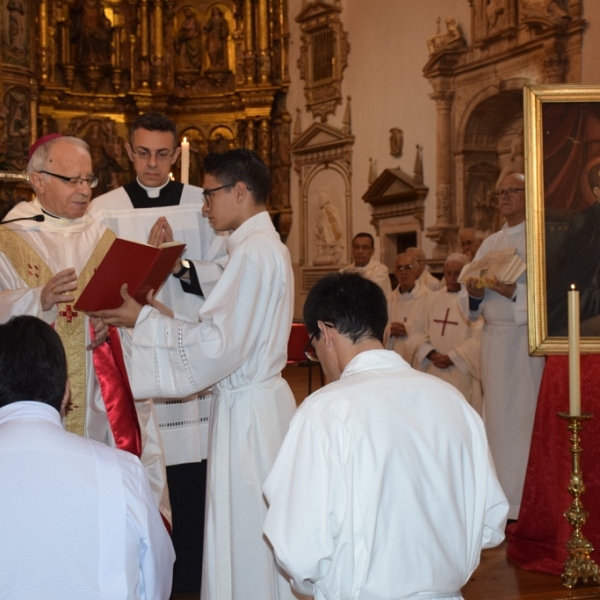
[{"xmin": 74, "ymin": 238, "xmax": 186, "ymax": 312}]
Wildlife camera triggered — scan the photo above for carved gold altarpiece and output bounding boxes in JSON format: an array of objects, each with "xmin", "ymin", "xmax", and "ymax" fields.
[
  {"xmin": 422, "ymin": 0, "xmax": 585, "ymax": 261},
  {"xmin": 0, "ymin": 0, "xmax": 292, "ymax": 236}
]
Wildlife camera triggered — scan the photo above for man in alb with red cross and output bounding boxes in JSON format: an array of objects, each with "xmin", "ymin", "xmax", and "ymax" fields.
[
  {"xmin": 411, "ymin": 253, "xmax": 483, "ymax": 414},
  {"xmin": 0, "ymin": 134, "xmax": 171, "ymax": 525}
]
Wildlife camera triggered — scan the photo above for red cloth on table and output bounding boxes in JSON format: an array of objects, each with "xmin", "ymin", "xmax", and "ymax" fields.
[{"xmin": 506, "ymin": 354, "xmax": 600, "ymax": 574}]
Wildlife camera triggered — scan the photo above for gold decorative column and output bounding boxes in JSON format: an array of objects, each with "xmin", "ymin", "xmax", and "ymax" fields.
[
  {"xmin": 139, "ymin": 0, "xmax": 151, "ymax": 89},
  {"xmin": 39, "ymin": 0, "xmax": 50, "ymax": 84},
  {"xmin": 244, "ymin": 0, "xmax": 255, "ymax": 84},
  {"xmin": 152, "ymin": 0, "xmax": 164, "ymax": 89},
  {"xmin": 258, "ymin": 0, "xmax": 270, "ymax": 84}
]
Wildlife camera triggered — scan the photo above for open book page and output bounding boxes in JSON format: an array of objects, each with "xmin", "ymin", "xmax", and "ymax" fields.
[{"xmin": 458, "ymin": 247, "xmax": 526, "ymax": 287}]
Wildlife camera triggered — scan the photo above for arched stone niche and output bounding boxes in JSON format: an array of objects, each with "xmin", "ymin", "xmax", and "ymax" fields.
[
  {"xmin": 290, "ymin": 121, "xmax": 354, "ymax": 294},
  {"xmin": 423, "ymin": 0, "xmax": 585, "ymax": 257}
]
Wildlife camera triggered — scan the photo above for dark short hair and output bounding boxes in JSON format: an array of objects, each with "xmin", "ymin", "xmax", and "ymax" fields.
[
  {"xmin": 0, "ymin": 316, "xmax": 67, "ymax": 411},
  {"xmin": 352, "ymin": 232, "xmax": 374, "ymax": 248},
  {"xmin": 203, "ymin": 148, "xmax": 271, "ymax": 204},
  {"xmin": 130, "ymin": 112, "xmax": 178, "ymax": 146},
  {"xmin": 303, "ymin": 272, "xmax": 388, "ymax": 343}
]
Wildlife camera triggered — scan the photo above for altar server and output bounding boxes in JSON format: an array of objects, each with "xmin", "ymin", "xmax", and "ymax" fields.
[{"xmin": 95, "ymin": 148, "xmax": 299, "ymax": 600}]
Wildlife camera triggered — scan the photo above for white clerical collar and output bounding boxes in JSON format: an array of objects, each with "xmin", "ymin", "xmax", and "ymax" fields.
[{"xmin": 136, "ymin": 177, "xmax": 170, "ymax": 198}]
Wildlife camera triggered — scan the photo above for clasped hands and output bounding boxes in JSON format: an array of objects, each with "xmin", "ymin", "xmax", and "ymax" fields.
[{"xmin": 428, "ymin": 351, "xmax": 453, "ymax": 369}]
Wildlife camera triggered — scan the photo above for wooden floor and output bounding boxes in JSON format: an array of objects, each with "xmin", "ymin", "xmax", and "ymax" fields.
[{"xmin": 171, "ymin": 367, "xmax": 600, "ymax": 600}]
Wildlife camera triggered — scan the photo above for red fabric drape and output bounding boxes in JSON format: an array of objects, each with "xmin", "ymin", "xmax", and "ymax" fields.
[
  {"xmin": 506, "ymin": 355, "xmax": 600, "ymax": 574},
  {"xmin": 91, "ymin": 324, "xmax": 142, "ymax": 458}
]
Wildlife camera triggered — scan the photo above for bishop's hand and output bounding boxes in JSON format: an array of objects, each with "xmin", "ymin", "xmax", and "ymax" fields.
[{"xmin": 41, "ymin": 268, "xmax": 77, "ymax": 311}]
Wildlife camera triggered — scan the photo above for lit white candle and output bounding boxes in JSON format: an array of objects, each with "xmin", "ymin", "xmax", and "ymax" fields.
[
  {"xmin": 568, "ymin": 285, "xmax": 581, "ymax": 416},
  {"xmin": 181, "ymin": 137, "xmax": 190, "ymax": 184}
]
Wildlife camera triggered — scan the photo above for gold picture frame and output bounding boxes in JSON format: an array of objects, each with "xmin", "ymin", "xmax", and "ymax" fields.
[{"xmin": 525, "ymin": 84, "xmax": 600, "ymax": 355}]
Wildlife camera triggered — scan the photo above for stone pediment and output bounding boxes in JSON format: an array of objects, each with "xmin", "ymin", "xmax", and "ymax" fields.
[
  {"xmin": 289, "ymin": 122, "xmax": 354, "ymax": 156},
  {"xmin": 295, "ymin": 1, "xmax": 342, "ymax": 24},
  {"xmin": 362, "ymin": 168, "xmax": 428, "ymax": 205}
]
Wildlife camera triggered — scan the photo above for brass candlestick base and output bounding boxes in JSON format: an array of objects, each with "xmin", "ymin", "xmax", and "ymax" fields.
[{"xmin": 558, "ymin": 412, "xmax": 600, "ymax": 589}]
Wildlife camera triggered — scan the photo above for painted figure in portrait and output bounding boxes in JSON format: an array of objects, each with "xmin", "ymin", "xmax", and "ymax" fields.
[{"xmin": 543, "ymin": 103, "xmax": 600, "ymax": 336}]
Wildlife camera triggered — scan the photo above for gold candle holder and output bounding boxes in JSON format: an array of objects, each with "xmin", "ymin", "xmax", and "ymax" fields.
[{"xmin": 559, "ymin": 412, "xmax": 599, "ymax": 588}]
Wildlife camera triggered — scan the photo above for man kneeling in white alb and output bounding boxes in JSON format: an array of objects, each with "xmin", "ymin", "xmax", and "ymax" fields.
[
  {"xmin": 0, "ymin": 316, "xmax": 174, "ymax": 599},
  {"xmin": 263, "ymin": 272, "xmax": 508, "ymax": 600}
]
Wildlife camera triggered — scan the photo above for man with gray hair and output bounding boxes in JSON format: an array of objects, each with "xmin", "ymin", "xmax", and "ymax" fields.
[
  {"xmin": 386, "ymin": 251, "xmax": 430, "ymax": 364},
  {"xmin": 459, "ymin": 228, "xmax": 486, "ymax": 261},
  {"xmin": 0, "ymin": 134, "xmax": 170, "ymax": 526},
  {"xmin": 406, "ymin": 246, "xmax": 444, "ymax": 291},
  {"xmin": 411, "ymin": 253, "xmax": 483, "ymax": 413}
]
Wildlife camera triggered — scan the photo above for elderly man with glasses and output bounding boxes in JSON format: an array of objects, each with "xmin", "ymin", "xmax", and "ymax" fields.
[
  {"xmin": 89, "ymin": 112, "xmax": 227, "ymax": 594},
  {"xmin": 384, "ymin": 251, "xmax": 430, "ymax": 364},
  {"xmin": 0, "ymin": 134, "xmax": 171, "ymax": 526},
  {"xmin": 458, "ymin": 172, "xmax": 544, "ymax": 522}
]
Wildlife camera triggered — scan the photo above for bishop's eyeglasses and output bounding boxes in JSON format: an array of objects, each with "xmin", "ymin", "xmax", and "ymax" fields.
[{"xmin": 39, "ymin": 170, "xmax": 99, "ymax": 188}]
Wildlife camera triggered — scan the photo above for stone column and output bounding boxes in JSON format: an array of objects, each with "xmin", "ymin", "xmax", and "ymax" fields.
[{"xmin": 425, "ymin": 90, "xmax": 458, "ymax": 258}]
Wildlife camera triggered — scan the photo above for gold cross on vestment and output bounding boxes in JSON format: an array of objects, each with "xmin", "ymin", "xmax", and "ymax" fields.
[
  {"xmin": 59, "ymin": 304, "xmax": 79, "ymax": 323},
  {"xmin": 433, "ymin": 308, "xmax": 458, "ymax": 336}
]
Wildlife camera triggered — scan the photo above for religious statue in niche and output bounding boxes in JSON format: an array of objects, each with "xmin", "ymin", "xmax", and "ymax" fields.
[
  {"xmin": 4, "ymin": 88, "xmax": 30, "ymax": 169},
  {"xmin": 175, "ymin": 7, "xmax": 202, "ymax": 71},
  {"xmin": 70, "ymin": 0, "xmax": 112, "ymax": 66},
  {"xmin": 204, "ymin": 7, "xmax": 229, "ymax": 71},
  {"xmin": 67, "ymin": 117, "xmax": 129, "ymax": 197},
  {"xmin": 472, "ymin": 182, "xmax": 498, "ymax": 233},
  {"xmin": 497, "ymin": 127, "xmax": 524, "ymax": 185},
  {"xmin": 313, "ymin": 190, "xmax": 344, "ymax": 266},
  {"xmin": 427, "ymin": 17, "xmax": 466, "ymax": 55},
  {"xmin": 6, "ymin": 0, "xmax": 25, "ymax": 53},
  {"xmin": 486, "ymin": 0, "xmax": 507, "ymax": 32},
  {"xmin": 521, "ymin": 0, "xmax": 569, "ymax": 21},
  {"xmin": 208, "ymin": 126, "xmax": 235, "ymax": 154}
]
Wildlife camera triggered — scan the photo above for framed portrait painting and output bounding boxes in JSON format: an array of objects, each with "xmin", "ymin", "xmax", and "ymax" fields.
[{"xmin": 525, "ymin": 85, "xmax": 600, "ymax": 354}]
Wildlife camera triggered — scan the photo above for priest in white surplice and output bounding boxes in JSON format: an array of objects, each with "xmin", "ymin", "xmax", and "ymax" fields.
[
  {"xmin": 406, "ymin": 246, "xmax": 444, "ymax": 291},
  {"xmin": 341, "ymin": 232, "xmax": 392, "ymax": 295},
  {"xmin": 0, "ymin": 135, "xmax": 170, "ymax": 526},
  {"xmin": 95, "ymin": 149, "xmax": 299, "ymax": 600},
  {"xmin": 385, "ymin": 251, "xmax": 430, "ymax": 364},
  {"xmin": 263, "ymin": 272, "xmax": 508, "ymax": 600},
  {"xmin": 89, "ymin": 112, "xmax": 227, "ymax": 592},
  {"xmin": 0, "ymin": 316, "xmax": 174, "ymax": 600},
  {"xmin": 459, "ymin": 173, "xmax": 545, "ymax": 520},
  {"xmin": 412, "ymin": 253, "xmax": 483, "ymax": 414}
]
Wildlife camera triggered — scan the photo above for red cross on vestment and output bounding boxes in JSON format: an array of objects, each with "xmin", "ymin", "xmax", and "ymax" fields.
[
  {"xmin": 433, "ymin": 308, "xmax": 458, "ymax": 336},
  {"xmin": 59, "ymin": 304, "xmax": 79, "ymax": 323},
  {"xmin": 27, "ymin": 263, "xmax": 40, "ymax": 278}
]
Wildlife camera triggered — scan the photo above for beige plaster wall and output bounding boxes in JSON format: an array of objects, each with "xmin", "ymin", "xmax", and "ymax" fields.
[{"xmin": 286, "ymin": 1, "xmax": 600, "ymax": 317}]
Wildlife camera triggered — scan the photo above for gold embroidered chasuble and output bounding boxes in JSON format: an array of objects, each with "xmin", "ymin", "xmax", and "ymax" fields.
[{"xmin": 0, "ymin": 227, "xmax": 115, "ymax": 436}]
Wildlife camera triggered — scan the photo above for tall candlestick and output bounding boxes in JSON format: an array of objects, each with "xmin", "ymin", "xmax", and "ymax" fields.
[
  {"xmin": 181, "ymin": 137, "xmax": 190, "ymax": 185},
  {"xmin": 568, "ymin": 285, "xmax": 581, "ymax": 416}
]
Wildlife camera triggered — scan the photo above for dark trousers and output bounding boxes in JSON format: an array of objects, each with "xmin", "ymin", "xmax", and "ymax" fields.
[{"xmin": 168, "ymin": 461, "xmax": 207, "ymax": 593}]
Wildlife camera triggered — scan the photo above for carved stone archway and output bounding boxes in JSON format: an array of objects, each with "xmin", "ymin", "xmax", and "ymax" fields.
[{"xmin": 423, "ymin": 0, "xmax": 585, "ymax": 258}]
